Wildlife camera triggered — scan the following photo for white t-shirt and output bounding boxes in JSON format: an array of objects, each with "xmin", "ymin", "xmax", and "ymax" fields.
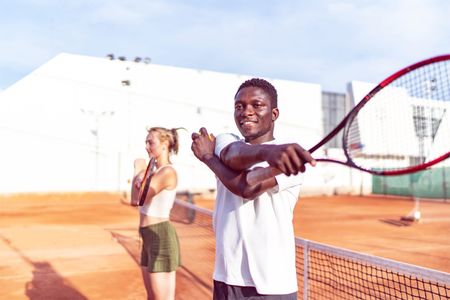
[{"xmin": 213, "ymin": 133, "xmax": 302, "ymax": 295}]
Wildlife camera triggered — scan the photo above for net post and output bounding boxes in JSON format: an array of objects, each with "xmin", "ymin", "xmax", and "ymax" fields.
[{"xmin": 303, "ymin": 240, "xmax": 309, "ymax": 300}]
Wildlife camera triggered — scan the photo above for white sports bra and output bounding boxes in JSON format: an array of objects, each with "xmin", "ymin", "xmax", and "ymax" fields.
[{"xmin": 139, "ymin": 165, "xmax": 177, "ymax": 218}]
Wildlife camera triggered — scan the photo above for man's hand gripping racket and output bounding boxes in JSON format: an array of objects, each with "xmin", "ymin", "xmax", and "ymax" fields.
[{"xmin": 248, "ymin": 54, "xmax": 450, "ymax": 185}]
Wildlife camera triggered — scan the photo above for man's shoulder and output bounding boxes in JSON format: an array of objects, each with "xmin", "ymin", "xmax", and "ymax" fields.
[
  {"xmin": 216, "ymin": 132, "xmax": 241, "ymax": 142},
  {"xmin": 215, "ymin": 133, "xmax": 242, "ymax": 156}
]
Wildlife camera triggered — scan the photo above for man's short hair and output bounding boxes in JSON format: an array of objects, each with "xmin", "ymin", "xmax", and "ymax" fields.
[{"xmin": 235, "ymin": 78, "xmax": 278, "ymax": 108}]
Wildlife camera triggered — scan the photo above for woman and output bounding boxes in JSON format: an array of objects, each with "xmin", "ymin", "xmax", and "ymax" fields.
[{"xmin": 131, "ymin": 127, "xmax": 182, "ymax": 300}]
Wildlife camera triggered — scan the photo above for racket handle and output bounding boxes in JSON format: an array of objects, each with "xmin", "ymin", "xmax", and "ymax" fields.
[{"xmin": 246, "ymin": 167, "xmax": 282, "ymax": 185}]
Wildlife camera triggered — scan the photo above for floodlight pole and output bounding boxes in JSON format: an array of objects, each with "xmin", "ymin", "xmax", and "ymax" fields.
[{"xmin": 81, "ymin": 109, "xmax": 115, "ymax": 190}]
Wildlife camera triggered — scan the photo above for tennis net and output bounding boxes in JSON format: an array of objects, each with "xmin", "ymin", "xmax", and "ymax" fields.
[{"xmin": 171, "ymin": 199, "xmax": 450, "ymax": 299}]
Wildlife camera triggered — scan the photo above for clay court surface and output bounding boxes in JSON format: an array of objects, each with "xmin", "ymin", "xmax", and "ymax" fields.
[{"xmin": 0, "ymin": 192, "xmax": 449, "ymax": 299}]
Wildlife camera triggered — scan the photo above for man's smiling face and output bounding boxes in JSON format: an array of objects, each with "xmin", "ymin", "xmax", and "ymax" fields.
[{"xmin": 234, "ymin": 86, "xmax": 279, "ymax": 144}]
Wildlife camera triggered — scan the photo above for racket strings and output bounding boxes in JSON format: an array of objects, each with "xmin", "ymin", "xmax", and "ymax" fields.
[
  {"xmin": 345, "ymin": 58, "xmax": 450, "ymax": 172},
  {"xmin": 406, "ymin": 62, "xmax": 450, "ymax": 101}
]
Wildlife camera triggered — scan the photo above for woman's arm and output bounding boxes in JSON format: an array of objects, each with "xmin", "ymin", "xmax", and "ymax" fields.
[
  {"xmin": 130, "ymin": 158, "xmax": 146, "ymax": 206},
  {"xmin": 141, "ymin": 166, "xmax": 177, "ymax": 205}
]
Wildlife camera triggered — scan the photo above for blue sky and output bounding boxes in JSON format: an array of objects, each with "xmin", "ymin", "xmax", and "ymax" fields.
[{"xmin": 1, "ymin": 0, "xmax": 449, "ymax": 92}]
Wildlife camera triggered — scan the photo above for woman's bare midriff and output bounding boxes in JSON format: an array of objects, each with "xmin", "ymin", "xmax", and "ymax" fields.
[{"xmin": 139, "ymin": 213, "xmax": 169, "ymax": 227}]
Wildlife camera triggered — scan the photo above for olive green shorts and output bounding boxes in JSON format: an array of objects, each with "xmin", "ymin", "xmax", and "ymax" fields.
[{"xmin": 139, "ymin": 221, "xmax": 181, "ymax": 273}]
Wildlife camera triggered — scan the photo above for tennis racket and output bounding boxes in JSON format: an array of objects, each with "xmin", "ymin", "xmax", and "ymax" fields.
[
  {"xmin": 247, "ymin": 54, "xmax": 450, "ymax": 185},
  {"xmin": 138, "ymin": 157, "xmax": 156, "ymax": 206}
]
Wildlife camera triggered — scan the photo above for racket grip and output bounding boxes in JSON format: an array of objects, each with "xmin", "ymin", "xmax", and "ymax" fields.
[{"xmin": 246, "ymin": 167, "xmax": 282, "ymax": 185}]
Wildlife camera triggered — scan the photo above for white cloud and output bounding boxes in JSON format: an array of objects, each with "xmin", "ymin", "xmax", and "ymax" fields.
[
  {"xmin": 0, "ymin": 0, "xmax": 449, "ymax": 91},
  {"xmin": 88, "ymin": 0, "xmax": 179, "ymax": 25}
]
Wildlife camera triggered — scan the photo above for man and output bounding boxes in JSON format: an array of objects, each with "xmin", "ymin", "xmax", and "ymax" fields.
[{"xmin": 191, "ymin": 78, "xmax": 315, "ymax": 299}]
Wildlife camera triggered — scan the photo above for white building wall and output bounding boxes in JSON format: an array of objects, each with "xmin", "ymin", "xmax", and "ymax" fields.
[{"xmin": 0, "ymin": 53, "xmax": 325, "ymax": 194}]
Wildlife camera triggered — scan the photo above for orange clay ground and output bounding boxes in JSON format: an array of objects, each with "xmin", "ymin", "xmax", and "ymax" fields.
[{"xmin": 0, "ymin": 192, "xmax": 449, "ymax": 299}]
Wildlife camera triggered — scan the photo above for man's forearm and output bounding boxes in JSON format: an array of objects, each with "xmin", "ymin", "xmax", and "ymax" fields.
[
  {"xmin": 221, "ymin": 142, "xmax": 274, "ymax": 171},
  {"xmin": 202, "ymin": 154, "xmax": 276, "ymax": 199},
  {"xmin": 201, "ymin": 154, "xmax": 248, "ymax": 196}
]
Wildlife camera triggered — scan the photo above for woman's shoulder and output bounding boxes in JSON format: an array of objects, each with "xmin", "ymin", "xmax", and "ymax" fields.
[
  {"xmin": 156, "ymin": 164, "xmax": 177, "ymax": 190},
  {"xmin": 156, "ymin": 164, "xmax": 177, "ymax": 177}
]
